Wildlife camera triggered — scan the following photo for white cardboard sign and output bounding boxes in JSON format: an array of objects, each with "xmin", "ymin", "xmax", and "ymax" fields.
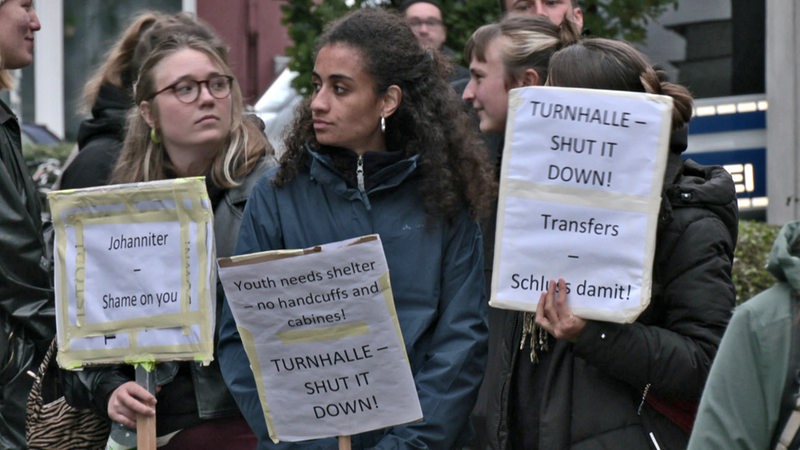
[
  {"xmin": 217, "ymin": 234, "xmax": 422, "ymax": 443},
  {"xmin": 48, "ymin": 177, "xmax": 216, "ymax": 368},
  {"xmin": 490, "ymin": 86, "xmax": 673, "ymax": 323}
]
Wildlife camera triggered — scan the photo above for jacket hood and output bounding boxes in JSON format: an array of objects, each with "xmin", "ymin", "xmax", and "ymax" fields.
[
  {"xmin": 766, "ymin": 221, "xmax": 800, "ymax": 291},
  {"xmin": 662, "ymin": 156, "xmax": 739, "ymax": 244},
  {"xmin": 76, "ymin": 84, "xmax": 132, "ymax": 150}
]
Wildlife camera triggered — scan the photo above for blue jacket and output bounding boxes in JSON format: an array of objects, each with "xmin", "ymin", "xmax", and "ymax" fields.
[{"xmin": 218, "ymin": 147, "xmax": 488, "ymax": 449}]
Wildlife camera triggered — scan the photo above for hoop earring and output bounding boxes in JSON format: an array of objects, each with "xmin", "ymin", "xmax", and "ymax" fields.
[
  {"xmin": 150, "ymin": 128, "xmax": 161, "ymax": 145},
  {"xmin": 380, "ymin": 116, "xmax": 386, "ymax": 133}
]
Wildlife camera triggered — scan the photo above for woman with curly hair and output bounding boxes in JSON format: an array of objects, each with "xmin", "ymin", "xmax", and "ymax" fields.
[{"xmin": 218, "ymin": 7, "xmax": 495, "ymax": 449}]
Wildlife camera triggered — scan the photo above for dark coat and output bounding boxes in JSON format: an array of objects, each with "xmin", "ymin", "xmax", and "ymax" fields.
[
  {"xmin": 59, "ymin": 83, "xmax": 131, "ymax": 189},
  {"xmin": 64, "ymin": 157, "xmax": 275, "ymax": 434},
  {"xmin": 481, "ymin": 147, "xmax": 739, "ymax": 449},
  {"xmin": 0, "ymin": 99, "xmax": 56, "ymax": 448}
]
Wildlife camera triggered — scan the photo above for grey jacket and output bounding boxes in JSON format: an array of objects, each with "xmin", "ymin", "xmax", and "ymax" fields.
[{"xmin": 688, "ymin": 221, "xmax": 800, "ymax": 450}]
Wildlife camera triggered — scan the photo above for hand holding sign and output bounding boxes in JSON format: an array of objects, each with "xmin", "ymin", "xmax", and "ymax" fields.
[{"xmin": 535, "ymin": 278, "xmax": 586, "ymax": 342}]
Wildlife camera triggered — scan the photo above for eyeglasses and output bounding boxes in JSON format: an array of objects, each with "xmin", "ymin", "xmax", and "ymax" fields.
[
  {"xmin": 150, "ymin": 75, "xmax": 234, "ymax": 104},
  {"xmin": 407, "ymin": 18, "xmax": 443, "ymax": 29}
]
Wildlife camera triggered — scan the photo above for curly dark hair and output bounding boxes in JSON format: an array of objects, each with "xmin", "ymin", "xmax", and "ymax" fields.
[{"xmin": 276, "ymin": 7, "xmax": 495, "ymax": 220}]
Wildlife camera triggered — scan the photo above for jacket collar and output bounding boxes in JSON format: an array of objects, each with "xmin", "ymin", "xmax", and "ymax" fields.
[{"xmin": 306, "ymin": 144, "xmax": 419, "ymax": 194}]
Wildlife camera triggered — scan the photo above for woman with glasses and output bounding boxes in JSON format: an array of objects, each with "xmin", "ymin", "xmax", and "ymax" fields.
[
  {"xmin": 72, "ymin": 32, "xmax": 275, "ymax": 449},
  {"xmin": 59, "ymin": 11, "xmax": 229, "ymax": 190}
]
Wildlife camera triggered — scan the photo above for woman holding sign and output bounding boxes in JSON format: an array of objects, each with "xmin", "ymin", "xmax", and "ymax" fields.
[
  {"xmin": 481, "ymin": 38, "xmax": 738, "ymax": 448},
  {"xmin": 69, "ymin": 24, "xmax": 275, "ymax": 449},
  {"xmin": 217, "ymin": 7, "xmax": 495, "ymax": 449}
]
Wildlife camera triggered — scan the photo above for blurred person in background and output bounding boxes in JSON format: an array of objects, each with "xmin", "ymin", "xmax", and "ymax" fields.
[
  {"xmin": 501, "ymin": 0, "xmax": 583, "ymax": 28},
  {"xmin": 400, "ymin": 0, "xmax": 469, "ymax": 84}
]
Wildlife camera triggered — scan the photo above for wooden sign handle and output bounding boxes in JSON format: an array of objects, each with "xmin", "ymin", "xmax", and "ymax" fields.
[{"xmin": 135, "ymin": 364, "xmax": 157, "ymax": 450}]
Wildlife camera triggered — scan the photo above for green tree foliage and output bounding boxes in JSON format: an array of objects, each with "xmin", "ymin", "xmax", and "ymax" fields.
[
  {"xmin": 280, "ymin": 0, "xmax": 362, "ymax": 95},
  {"xmin": 280, "ymin": 0, "xmax": 678, "ymax": 94},
  {"xmin": 733, "ymin": 220, "xmax": 781, "ymax": 305},
  {"xmin": 582, "ymin": 0, "xmax": 679, "ymax": 42}
]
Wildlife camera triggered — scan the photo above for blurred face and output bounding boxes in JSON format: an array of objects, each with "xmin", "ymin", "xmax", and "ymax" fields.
[
  {"xmin": 0, "ymin": 0, "xmax": 41, "ymax": 69},
  {"xmin": 311, "ymin": 43, "xmax": 387, "ymax": 155},
  {"xmin": 404, "ymin": 2, "xmax": 446, "ymax": 50},
  {"xmin": 140, "ymin": 48, "xmax": 233, "ymax": 174},
  {"xmin": 463, "ymin": 37, "xmax": 511, "ymax": 134},
  {"xmin": 505, "ymin": 0, "xmax": 583, "ymax": 29}
]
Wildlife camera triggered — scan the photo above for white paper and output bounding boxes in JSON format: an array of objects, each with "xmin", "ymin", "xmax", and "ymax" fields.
[
  {"xmin": 49, "ymin": 177, "xmax": 216, "ymax": 367},
  {"xmin": 218, "ymin": 235, "xmax": 422, "ymax": 442},
  {"xmin": 491, "ymin": 87, "xmax": 673, "ymax": 323}
]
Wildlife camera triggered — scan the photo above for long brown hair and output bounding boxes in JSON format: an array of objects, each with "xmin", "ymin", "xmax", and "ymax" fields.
[{"xmin": 548, "ymin": 38, "xmax": 694, "ymax": 130}]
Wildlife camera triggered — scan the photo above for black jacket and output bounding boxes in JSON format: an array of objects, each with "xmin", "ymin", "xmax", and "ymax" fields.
[
  {"xmin": 482, "ymin": 136, "xmax": 739, "ymax": 449},
  {"xmin": 59, "ymin": 83, "xmax": 131, "ymax": 189},
  {"xmin": 0, "ymin": 98, "xmax": 56, "ymax": 448}
]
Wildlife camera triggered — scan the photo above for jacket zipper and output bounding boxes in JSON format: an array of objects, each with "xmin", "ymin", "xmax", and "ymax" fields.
[
  {"xmin": 638, "ymin": 383, "xmax": 662, "ymax": 450},
  {"xmin": 356, "ymin": 155, "xmax": 365, "ymax": 193}
]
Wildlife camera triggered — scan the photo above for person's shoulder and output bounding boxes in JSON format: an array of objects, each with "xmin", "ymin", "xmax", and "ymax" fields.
[
  {"xmin": 238, "ymin": 158, "xmax": 279, "ymax": 194},
  {"xmin": 666, "ymin": 159, "xmax": 738, "ymax": 239},
  {"xmin": 734, "ymin": 283, "xmax": 795, "ymax": 328}
]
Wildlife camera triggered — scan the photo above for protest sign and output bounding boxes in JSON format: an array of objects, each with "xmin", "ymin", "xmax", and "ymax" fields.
[
  {"xmin": 217, "ymin": 234, "xmax": 422, "ymax": 443},
  {"xmin": 48, "ymin": 177, "xmax": 216, "ymax": 368},
  {"xmin": 491, "ymin": 86, "xmax": 673, "ymax": 323}
]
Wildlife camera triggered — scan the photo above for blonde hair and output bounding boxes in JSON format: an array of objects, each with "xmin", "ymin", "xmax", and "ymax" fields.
[
  {"xmin": 0, "ymin": 70, "xmax": 11, "ymax": 91},
  {"xmin": 464, "ymin": 15, "xmax": 580, "ymax": 89},
  {"xmin": 110, "ymin": 34, "xmax": 269, "ymax": 188},
  {"xmin": 80, "ymin": 11, "xmax": 227, "ymax": 116},
  {"xmin": 80, "ymin": 11, "xmax": 164, "ymax": 112},
  {"xmin": 0, "ymin": 36, "xmax": 12, "ymax": 89}
]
